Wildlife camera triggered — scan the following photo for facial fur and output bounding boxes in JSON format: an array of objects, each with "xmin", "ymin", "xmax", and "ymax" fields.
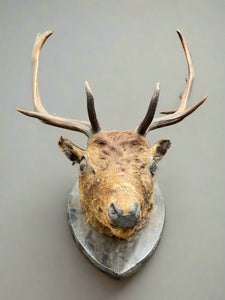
[{"xmin": 59, "ymin": 131, "xmax": 170, "ymax": 240}]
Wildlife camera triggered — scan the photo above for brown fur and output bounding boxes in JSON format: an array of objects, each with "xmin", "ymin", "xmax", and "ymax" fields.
[{"xmin": 60, "ymin": 130, "xmax": 170, "ymax": 240}]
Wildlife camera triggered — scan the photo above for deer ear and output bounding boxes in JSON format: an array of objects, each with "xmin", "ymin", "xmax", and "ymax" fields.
[
  {"xmin": 149, "ymin": 139, "xmax": 171, "ymax": 163},
  {"xmin": 58, "ymin": 137, "xmax": 85, "ymax": 164}
]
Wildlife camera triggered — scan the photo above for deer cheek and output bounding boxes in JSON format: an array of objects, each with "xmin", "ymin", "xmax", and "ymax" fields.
[{"xmin": 79, "ymin": 175, "xmax": 108, "ymax": 224}]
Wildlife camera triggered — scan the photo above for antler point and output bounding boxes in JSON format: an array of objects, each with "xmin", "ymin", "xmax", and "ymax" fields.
[
  {"xmin": 36, "ymin": 30, "xmax": 53, "ymax": 40},
  {"xmin": 85, "ymin": 81, "xmax": 92, "ymax": 95},
  {"xmin": 84, "ymin": 81, "xmax": 89, "ymax": 89},
  {"xmin": 203, "ymin": 95, "xmax": 208, "ymax": 102},
  {"xmin": 16, "ymin": 107, "xmax": 25, "ymax": 113}
]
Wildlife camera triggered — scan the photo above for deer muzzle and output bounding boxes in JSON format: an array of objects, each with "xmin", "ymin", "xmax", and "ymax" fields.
[{"xmin": 108, "ymin": 201, "xmax": 140, "ymax": 229}]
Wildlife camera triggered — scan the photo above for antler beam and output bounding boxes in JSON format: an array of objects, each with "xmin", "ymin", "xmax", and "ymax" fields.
[{"xmin": 17, "ymin": 31, "xmax": 101, "ymax": 138}]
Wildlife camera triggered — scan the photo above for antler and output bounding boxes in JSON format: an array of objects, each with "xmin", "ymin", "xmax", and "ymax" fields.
[
  {"xmin": 135, "ymin": 82, "xmax": 160, "ymax": 135},
  {"xmin": 136, "ymin": 30, "xmax": 207, "ymax": 136},
  {"xmin": 17, "ymin": 31, "xmax": 101, "ymax": 138}
]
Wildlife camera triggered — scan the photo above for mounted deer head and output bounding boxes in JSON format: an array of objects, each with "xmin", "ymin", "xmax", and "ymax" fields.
[{"xmin": 17, "ymin": 30, "xmax": 207, "ymax": 239}]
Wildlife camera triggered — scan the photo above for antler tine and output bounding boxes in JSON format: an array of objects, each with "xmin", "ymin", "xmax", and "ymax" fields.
[
  {"xmin": 176, "ymin": 29, "xmax": 194, "ymax": 111},
  {"xmin": 135, "ymin": 82, "xmax": 160, "ymax": 136},
  {"xmin": 17, "ymin": 31, "xmax": 96, "ymax": 138},
  {"xmin": 32, "ymin": 31, "xmax": 53, "ymax": 114},
  {"xmin": 85, "ymin": 81, "xmax": 101, "ymax": 134},
  {"xmin": 146, "ymin": 30, "xmax": 207, "ymax": 132}
]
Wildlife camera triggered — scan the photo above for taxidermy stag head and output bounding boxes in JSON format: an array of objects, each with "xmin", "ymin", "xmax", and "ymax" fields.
[{"xmin": 17, "ymin": 30, "xmax": 207, "ymax": 240}]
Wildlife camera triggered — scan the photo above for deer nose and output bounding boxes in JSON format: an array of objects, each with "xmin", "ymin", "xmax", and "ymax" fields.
[{"xmin": 108, "ymin": 202, "xmax": 140, "ymax": 229}]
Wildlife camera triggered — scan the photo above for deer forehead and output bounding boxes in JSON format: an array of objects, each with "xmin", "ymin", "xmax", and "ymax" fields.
[
  {"xmin": 85, "ymin": 130, "xmax": 152, "ymax": 170},
  {"xmin": 87, "ymin": 130, "xmax": 150, "ymax": 155}
]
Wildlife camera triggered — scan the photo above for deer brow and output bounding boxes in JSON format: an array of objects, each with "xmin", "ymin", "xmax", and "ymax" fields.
[{"xmin": 92, "ymin": 138, "xmax": 108, "ymax": 146}]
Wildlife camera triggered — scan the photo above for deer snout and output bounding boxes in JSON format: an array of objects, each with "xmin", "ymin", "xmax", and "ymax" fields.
[{"xmin": 108, "ymin": 202, "xmax": 140, "ymax": 229}]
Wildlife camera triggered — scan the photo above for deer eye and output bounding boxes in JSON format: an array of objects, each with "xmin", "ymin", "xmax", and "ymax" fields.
[
  {"xmin": 150, "ymin": 159, "xmax": 158, "ymax": 176},
  {"xmin": 79, "ymin": 155, "xmax": 95, "ymax": 174},
  {"xmin": 80, "ymin": 156, "xmax": 88, "ymax": 172}
]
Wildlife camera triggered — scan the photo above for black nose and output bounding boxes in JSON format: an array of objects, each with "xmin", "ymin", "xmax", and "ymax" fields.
[{"xmin": 108, "ymin": 202, "xmax": 140, "ymax": 229}]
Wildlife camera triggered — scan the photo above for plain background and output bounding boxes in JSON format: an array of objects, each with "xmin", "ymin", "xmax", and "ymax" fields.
[{"xmin": 1, "ymin": 1, "xmax": 224, "ymax": 299}]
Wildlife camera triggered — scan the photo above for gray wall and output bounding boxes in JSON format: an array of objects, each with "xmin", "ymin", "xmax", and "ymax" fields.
[{"xmin": 1, "ymin": 1, "xmax": 224, "ymax": 299}]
